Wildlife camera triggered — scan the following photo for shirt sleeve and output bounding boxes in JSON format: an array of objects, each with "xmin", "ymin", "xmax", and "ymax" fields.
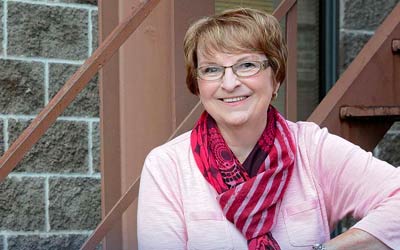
[
  {"xmin": 137, "ymin": 148, "xmax": 187, "ymax": 250},
  {"xmin": 303, "ymin": 122, "xmax": 400, "ymax": 249}
]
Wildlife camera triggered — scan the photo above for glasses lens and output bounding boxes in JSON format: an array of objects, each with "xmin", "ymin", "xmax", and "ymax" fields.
[
  {"xmin": 198, "ymin": 66, "xmax": 224, "ymax": 80},
  {"xmin": 234, "ymin": 61, "xmax": 261, "ymax": 77}
]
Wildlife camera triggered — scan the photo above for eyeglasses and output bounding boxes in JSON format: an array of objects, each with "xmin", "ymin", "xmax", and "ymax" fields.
[{"xmin": 196, "ymin": 60, "xmax": 269, "ymax": 81}]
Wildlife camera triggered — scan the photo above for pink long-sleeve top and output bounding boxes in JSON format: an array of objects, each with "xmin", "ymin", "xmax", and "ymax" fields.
[{"xmin": 137, "ymin": 121, "xmax": 400, "ymax": 250}]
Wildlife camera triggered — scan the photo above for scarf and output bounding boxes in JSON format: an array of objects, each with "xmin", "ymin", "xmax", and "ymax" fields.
[{"xmin": 190, "ymin": 106, "xmax": 296, "ymax": 250}]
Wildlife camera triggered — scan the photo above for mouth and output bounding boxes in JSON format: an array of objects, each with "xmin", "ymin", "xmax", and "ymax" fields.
[{"xmin": 220, "ymin": 96, "xmax": 249, "ymax": 103}]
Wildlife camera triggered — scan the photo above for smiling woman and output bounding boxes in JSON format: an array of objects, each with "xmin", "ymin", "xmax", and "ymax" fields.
[
  {"xmin": 137, "ymin": 8, "xmax": 400, "ymax": 250},
  {"xmin": 196, "ymin": 52, "xmax": 277, "ymax": 163}
]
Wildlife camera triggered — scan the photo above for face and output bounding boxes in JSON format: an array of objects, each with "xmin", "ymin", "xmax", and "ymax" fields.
[{"xmin": 197, "ymin": 50, "xmax": 280, "ymax": 133}]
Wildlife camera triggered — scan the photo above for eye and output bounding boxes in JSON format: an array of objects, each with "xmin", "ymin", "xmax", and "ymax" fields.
[
  {"xmin": 200, "ymin": 66, "xmax": 223, "ymax": 75},
  {"xmin": 236, "ymin": 61, "xmax": 258, "ymax": 71}
]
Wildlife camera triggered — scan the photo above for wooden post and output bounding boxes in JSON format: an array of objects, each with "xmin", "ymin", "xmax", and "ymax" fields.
[{"xmin": 99, "ymin": 1, "xmax": 214, "ymax": 249}]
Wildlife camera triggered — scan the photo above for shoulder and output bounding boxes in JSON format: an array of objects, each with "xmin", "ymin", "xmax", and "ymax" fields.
[
  {"xmin": 286, "ymin": 120, "xmax": 365, "ymax": 160},
  {"xmin": 286, "ymin": 120, "xmax": 330, "ymax": 147},
  {"xmin": 287, "ymin": 120, "xmax": 326, "ymax": 135},
  {"xmin": 148, "ymin": 130, "xmax": 191, "ymax": 157},
  {"xmin": 144, "ymin": 131, "xmax": 192, "ymax": 171}
]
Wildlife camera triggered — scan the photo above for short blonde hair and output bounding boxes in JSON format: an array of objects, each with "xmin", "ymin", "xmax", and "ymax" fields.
[{"xmin": 183, "ymin": 8, "xmax": 287, "ymax": 95}]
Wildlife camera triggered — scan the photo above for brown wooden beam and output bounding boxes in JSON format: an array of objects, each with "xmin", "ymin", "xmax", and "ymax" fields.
[
  {"xmin": 98, "ymin": 0, "xmax": 123, "ymax": 248},
  {"xmin": 340, "ymin": 106, "xmax": 400, "ymax": 120},
  {"xmin": 273, "ymin": 0, "xmax": 297, "ymax": 21}
]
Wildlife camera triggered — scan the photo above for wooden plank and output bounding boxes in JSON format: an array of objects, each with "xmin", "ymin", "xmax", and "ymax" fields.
[
  {"xmin": 0, "ymin": 0, "xmax": 161, "ymax": 182},
  {"xmin": 340, "ymin": 106, "xmax": 400, "ymax": 120},
  {"xmin": 272, "ymin": 0, "xmax": 297, "ymax": 21},
  {"xmin": 98, "ymin": 0, "xmax": 123, "ymax": 248}
]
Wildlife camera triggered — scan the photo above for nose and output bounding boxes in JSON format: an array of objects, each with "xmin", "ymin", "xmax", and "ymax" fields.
[{"xmin": 221, "ymin": 68, "xmax": 240, "ymax": 91}]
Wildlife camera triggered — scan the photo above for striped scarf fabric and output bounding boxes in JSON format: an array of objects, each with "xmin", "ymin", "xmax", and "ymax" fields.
[{"xmin": 190, "ymin": 106, "xmax": 296, "ymax": 250}]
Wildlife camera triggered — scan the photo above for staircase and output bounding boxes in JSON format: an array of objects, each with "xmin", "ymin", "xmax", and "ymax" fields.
[{"xmin": 308, "ymin": 3, "xmax": 400, "ymax": 152}]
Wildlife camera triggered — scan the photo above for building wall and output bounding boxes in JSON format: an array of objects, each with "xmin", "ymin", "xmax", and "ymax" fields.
[
  {"xmin": 339, "ymin": 0, "xmax": 400, "ymax": 167},
  {"xmin": 0, "ymin": 0, "xmax": 101, "ymax": 249}
]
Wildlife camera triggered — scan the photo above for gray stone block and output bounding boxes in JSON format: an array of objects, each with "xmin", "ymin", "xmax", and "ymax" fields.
[
  {"xmin": 49, "ymin": 63, "xmax": 99, "ymax": 117},
  {"xmin": 0, "ymin": 59, "xmax": 44, "ymax": 115},
  {"xmin": 92, "ymin": 10, "xmax": 98, "ymax": 51},
  {"xmin": 8, "ymin": 234, "xmax": 88, "ymax": 250},
  {"xmin": 342, "ymin": 0, "xmax": 399, "ymax": 30},
  {"xmin": 298, "ymin": 25, "xmax": 319, "ymax": 52},
  {"xmin": 298, "ymin": 0, "xmax": 318, "ymax": 25},
  {"xmin": 298, "ymin": 78, "xmax": 319, "ymax": 121},
  {"xmin": 375, "ymin": 132, "xmax": 400, "ymax": 166},
  {"xmin": 49, "ymin": 177, "xmax": 101, "ymax": 230},
  {"xmin": 8, "ymin": 2, "xmax": 88, "ymax": 60},
  {"xmin": 339, "ymin": 32, "xmax": 372, "ymax": 72},
  {"xmin": 391, "ymin": 122, "xmax": 400, "ymax": 131},
  {"xmin": 9, "ymin": 119, "xmax": 88, "ymax": 173},
  {"xmin": 0, "ymin": 177, "xmax": 45, "ymax": 231},
  {"xmin": 92, "ymin": 122, "xmax": 100, "ymax": 173}
]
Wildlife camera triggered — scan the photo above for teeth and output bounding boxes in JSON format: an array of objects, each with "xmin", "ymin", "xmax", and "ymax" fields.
[{"xmin": 223, "ymin": 96, "xmax": 247, "ymax": 103}]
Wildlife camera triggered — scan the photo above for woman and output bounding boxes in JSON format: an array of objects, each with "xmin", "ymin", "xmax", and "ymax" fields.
[{"xmin": 137, "ymin": 8, "xmax": 400, "ymax": 250}]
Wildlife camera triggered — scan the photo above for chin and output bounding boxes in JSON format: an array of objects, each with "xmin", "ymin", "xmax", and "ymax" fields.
[{"xmin": 219, "ymin": 115, "xmax": 250, "ymax": 128}]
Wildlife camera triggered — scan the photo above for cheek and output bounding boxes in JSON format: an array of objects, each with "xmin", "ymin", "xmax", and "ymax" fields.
[
  {"xmin": 198, "ymin": 87, "xmax": 207, "ymax": 100},
  {"xmin": 198, "ymin": 84, "xmax": 216, "ymax": 99}
]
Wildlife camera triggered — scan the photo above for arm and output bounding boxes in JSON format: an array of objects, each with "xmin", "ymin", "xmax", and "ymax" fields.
[
  {"xmin": 324, "ymin": 228, "xmax": 391, "ymax": 250},
  {"xmin": 304, "ymin": 123, "xmax": 400, "ymax": 249},
  {"xmin": 137, "ymin": 150, "xmax": 187, "ymax": 250}
]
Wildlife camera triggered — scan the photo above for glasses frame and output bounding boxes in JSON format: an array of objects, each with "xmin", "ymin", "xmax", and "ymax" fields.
[{"xmin": 196, "ymin": 60, "xmax": 269, "ymax": 81}]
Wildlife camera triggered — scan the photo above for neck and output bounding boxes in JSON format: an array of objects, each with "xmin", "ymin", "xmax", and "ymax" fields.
[{"xmin": 218, "ymin": 117, "xmax": 267, "ymax": 163}]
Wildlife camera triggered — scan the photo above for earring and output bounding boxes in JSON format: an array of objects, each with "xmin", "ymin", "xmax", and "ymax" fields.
[{"xmin": 272, "ymin": 92, "xmax": 278, "ymax": 100}]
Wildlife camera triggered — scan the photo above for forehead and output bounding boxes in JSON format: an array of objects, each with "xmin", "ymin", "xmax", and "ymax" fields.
[{"xmin": 195, "ymin": 25, "xmax": 261, "ymax": 57}]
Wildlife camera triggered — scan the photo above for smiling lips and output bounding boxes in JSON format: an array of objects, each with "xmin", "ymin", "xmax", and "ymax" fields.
[{"xmin": 221, "ymin": 96, "xmax": 249, "ymax": 103}]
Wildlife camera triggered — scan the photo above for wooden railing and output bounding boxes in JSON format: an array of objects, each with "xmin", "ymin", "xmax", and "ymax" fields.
[
  {"xmin": 0, "ymin": 0, "xmax": 297, "ymax": 249},
  {"xmin": 0, "ymin": 0, "xmax": 162, "ymax": 182},
  {"xmin": 308, "ymin": 3, "xmax": 400, "ymax": 152}
]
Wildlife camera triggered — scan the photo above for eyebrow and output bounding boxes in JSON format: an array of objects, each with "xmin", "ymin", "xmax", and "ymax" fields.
[{"xmin": 198, "ymin": 55, "xmax": 264, "ymax": 67}]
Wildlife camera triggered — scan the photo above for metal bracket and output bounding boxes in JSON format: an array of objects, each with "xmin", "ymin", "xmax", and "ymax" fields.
[{"xmin": 393, "ymin": 39, "xmax": 400, "ymax": 53}]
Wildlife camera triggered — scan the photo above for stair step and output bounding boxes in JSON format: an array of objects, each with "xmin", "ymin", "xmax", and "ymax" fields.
[{"xmin": 340, "ymin": 106, "xmax": 400, "ymax": 120}]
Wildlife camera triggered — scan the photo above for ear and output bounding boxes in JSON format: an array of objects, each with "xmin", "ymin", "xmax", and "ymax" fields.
[{"xmin": 273, "ymin": 81, "xmax": 281, "ymax": 96}]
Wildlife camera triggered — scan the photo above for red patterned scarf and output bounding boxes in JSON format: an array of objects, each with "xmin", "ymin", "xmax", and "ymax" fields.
[{"xmin": 190, "ymin": 106, "xmax": 296, "ymax": 250}]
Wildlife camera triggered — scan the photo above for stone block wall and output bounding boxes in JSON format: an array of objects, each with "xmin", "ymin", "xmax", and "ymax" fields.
[
  {"xmin": 0, "ymin": 0, "xmax": 100, "ymax": 249},
  {"xmin": 339, "ymin": 0, "xmax": 400, "ymax": 166}
]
